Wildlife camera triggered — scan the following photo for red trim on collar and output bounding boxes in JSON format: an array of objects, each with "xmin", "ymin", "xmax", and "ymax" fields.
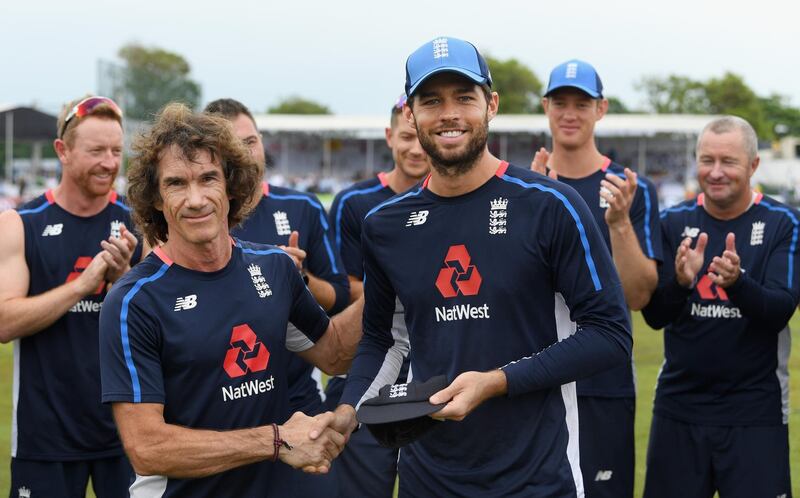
[
  {"xmin": 600, "ymin": 156, "xmax": 612, "ymax": 172},
  {"xmin": 495, "ymin": 161, "xmax": 509, "ymax": 177},
  {"xmin": 421, "ymin": 174, "xmax": 432, "ymax": 189},
  {"xmin": 153, "ymin": 246, "xmax": 174, "ymax": 266},
  {"xmin": 108, "ymin": 191, "xmax": 118, "ymax": 204},
  {"xmin": 696, "ymin": 193, "xmax": 705, "ymax": 206},
  {"xmin": 377, "ymin": 172, "xmax": 389, "ymax": 187},
  {"xmin": 262, "ymin": 182, "xmax": 269, "ymax": 197},
  {"xmin": 754, "ymin": 191, "xmax": 763, "ymax": 205},
  {"xmin": 45, "ymin": 189, "xmax": 55, "ymax": 204}
]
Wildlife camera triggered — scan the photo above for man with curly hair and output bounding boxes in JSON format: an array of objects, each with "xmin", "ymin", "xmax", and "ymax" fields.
[
  {"xmin": 0, "ymin": 95, "xmax": 140, "ymax": 497},
  {"xmin": 98, "ymin": 104, "xmax": 363, "ymax": 496}
]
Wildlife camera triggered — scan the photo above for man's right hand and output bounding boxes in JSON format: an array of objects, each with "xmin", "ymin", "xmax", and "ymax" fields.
[
  {"xmin": 73, "ymin": 251, "xmax": 110, "ymax": 296},
  {"xmin": 675, "ymin": 233, "xmax": 707, "ymax": 288},
  {"xmin": 530, "ymin": 147, "xmax": 558, "ymax": 179},
  {"xmin": 278, "ymin": 411, "xmax": 345, "ymax": 473}
]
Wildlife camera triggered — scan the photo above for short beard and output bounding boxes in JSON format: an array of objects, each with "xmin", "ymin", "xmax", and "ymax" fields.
[{"xmin": 417, "ymin": 116, "xmax": 489, "ymax": 178}]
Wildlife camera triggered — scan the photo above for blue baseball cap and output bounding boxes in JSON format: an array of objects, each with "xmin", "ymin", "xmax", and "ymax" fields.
[
  {"xmin": 405, "ymin": 37, "xmax": 492, "ymax": 97},
  {"xmin": 544, "ymin": 59, "xmax": 604, "ymax": 98}
]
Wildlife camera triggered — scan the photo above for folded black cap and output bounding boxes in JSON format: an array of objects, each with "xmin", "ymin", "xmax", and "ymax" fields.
[{"xmin": 356, "ymin": 375, "xmax": 448, "ymax": 448}]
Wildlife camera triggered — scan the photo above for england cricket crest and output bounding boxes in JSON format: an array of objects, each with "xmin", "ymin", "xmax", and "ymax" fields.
[
  {"xmin": 489, "ymin": 197, "xmax": 508, "ymax": 235},
  {"xmin": 273, "ymin": 211, "xmax": 291, "ymax": 236},
  {"xmin": 110, "ymin": 220, "xmax": 123, "ymax": 238},
  {"xmin": 247, "ymin": 264, "xmax": 272, "ymax": 298}
]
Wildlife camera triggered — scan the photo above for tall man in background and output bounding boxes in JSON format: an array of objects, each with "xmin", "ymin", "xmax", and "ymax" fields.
[
  {"xmin": 642, "ymin": 116, "xmax": 796, "ymax": 498},
  {"xmin": 0, "ymin": 96, "xmax": 140, "ymax": 497},
  {"xmin": 532, "ymin": 60, "xmax": 661, "ymax": 497},
  {"xmin": 324, "ymin": 94, "xmax": 430, "ymax": 497}
]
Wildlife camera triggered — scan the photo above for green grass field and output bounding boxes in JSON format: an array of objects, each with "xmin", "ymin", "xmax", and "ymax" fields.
[{"xmin": 0, "ymin": 311, "xmax": 797, "ymax": 496}]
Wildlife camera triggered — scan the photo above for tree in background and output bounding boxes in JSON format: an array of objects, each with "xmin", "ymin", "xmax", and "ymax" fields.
[
  {"xmin": 636, "ymin": 72, "xmax": 800, "ymax": 139},
  {"xmin": 760, "ymin": 94, "xmax": 800, "ymax": 138},
  {"xmin": 704, "ymin": 72, "xmax": 769, "ymax": 137},
  {"xmin": 636, "ymin": 75, "xmax": 708, "ymax": 114},
  {"xmin": 484, "ymin": 55, "xmax": 542, "ymax": 114},
  {"xmin": 268, "ymin": 96, "xmax": 331, "ymax": 114},
  {"xmin": 607, "ymin": 96, "xmax": 633, "ymax": 114},
  {"xmin": 118, "ymin": 43, "xmax": 201, "ymax": 120}
]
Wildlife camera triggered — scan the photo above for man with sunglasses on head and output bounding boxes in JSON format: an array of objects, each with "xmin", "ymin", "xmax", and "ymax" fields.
[
  {"xmin": 0, "ymin": 96, "xmax": 141, "ymax": 497},
  {"xmin": 530, "ymin": 60, "xmax": 662, "ymax": 498},
  {"xmin": 328, "ymin": 37, "xmax": 631, "ymax": 497}
]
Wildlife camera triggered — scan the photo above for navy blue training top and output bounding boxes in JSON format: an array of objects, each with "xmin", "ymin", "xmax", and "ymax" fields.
[
  {"xmin": 330, "ymin": 172, "xmax": 395, "ymax": 280},
  {"xmin": 340, "ymin": 163, "xmax": 632, "ymax": 497},
  {"xmin": 642, "ymin": 192, "xmax": 799, "ymax": 426},
  {"xmin": 99, "ymin": 239, "xmax": 330, "ymax": 496},
  {"xmin": 557, "ymin": 158, "xmax": 662, "ymax": 397},
  {"xmin": 232, "ymin": 182, "xmax": 348, "ymax": 415},
  {"xmin": 14, "ymin": 190, "xmax": 141, "ymax": 460}
]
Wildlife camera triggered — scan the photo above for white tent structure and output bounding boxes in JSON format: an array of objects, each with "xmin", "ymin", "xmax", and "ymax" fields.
[{"xmin": 254, "ymin": 113, "xmax": 713, "ymax": 184}]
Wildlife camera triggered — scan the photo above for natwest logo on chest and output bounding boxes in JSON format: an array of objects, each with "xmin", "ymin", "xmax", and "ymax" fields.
[
  {"xmin": 223, "ymin": 324, "xmax": 270, "ymax": 378},
  {"xmin": 435, "ymin": 244, "xmax": 482, "ymax": 298}
]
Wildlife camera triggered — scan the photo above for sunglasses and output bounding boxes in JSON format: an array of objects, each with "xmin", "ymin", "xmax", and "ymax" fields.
[
  {"xmin": 59, "ymin": 96, "xmax": 123, "ymax": 139},
  {"xmin": 394, "ymin": 94, "xmax": 408, "ymax": 110}
]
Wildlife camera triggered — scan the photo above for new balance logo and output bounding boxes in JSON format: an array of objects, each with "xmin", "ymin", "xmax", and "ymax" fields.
[
  {"xmin": 681, "ymin": 226, "xmax": 700, "ymax": 238},
  {"xmin": 594, "ymin": 470, "xmax": 613, "ymax": 482},
  {"xmin": 174, "ymin": 294, "xmax": 197, "ymax": 311},
  {"xmin": 406, "ymin": 210, "xmax": 429, "ymax": 227},
  {"xmin": 432, "ymin": 37, "xmax": 449, "ymax": 59},
  {"xmin": 388, "ymin": 384, "xmax": 408, "ymax": 398},
  {"xmin": 42, "ymin": 223, "xmax": 63, "ymax": 236},
  {"xmin": 751, "ymin": 221, "xmax": 765, "ymax": 246},
  {"xmin": 273, "ymin": 211, "xmax": 291, "ymax": 236}
]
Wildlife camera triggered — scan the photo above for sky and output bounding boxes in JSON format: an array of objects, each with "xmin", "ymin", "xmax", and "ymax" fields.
[{"xmin": 2, "ymin": 0, "xmax": 799, "ymax": 116}]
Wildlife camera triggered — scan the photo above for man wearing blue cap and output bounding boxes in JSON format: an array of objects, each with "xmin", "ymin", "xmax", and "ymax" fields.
[
  {"xmin": 531, "ymin": 60, "xmax": 662, "ymax": 498},
  {"xmin": 329, "ymin": 37, "xmax": 632, "ymax": 497}
]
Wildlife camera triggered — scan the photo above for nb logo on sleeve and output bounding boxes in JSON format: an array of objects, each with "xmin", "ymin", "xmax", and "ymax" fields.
[
  {"xmin": 42, "ymin": 224, "xmax": 63, "ymax": 236},
  {"xmin": 174, "ymin": 294, "xmax": 198, "ymax": 311},
  {"xmin": 406, "ymin": 210, "xmax": 429, "ymax": 227}
]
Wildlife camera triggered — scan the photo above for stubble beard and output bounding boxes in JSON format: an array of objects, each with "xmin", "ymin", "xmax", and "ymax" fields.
[{"xmin": 417, "ymin": 116, "xmax": 489, "ymax": 178}]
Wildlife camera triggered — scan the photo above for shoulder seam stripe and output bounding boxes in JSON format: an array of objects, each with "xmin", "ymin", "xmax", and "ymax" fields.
[
  {"xmin": 335, "ymin": 183, "xmax": 386, "ymax": 251},
  {"xmin": 119, "ymin": 263, "xmax": 170, "ymax": 403},
  {"xmin": 660, "ymin": 204, "xmax": 698, "ymax": 218},
  {"xmin": 17, "ymin": 200, "xmax": 51, "ymax": 215},
  {"xmin": 499, "ymin": 174, "xmax": 602, "ymax": 291},
  {"xmin": 365, "ymin": 187, "xmax": 423, "ymax": 219}
]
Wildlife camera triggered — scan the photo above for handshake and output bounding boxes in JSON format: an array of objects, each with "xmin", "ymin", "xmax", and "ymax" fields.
[{"xmin": 276, "ymin": 405, "xmax": 357, "ymax": 474}]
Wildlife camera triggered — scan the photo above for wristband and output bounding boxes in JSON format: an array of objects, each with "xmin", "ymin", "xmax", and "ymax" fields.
[{"xmin": 272, "ymin": 423, "xmax": 293, "ymax": 462}]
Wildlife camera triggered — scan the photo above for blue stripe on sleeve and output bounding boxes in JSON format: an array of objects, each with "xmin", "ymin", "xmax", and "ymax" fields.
[
  {"xmin": 366, "ymin": 188, "xmax": 423, "ymax": 219},
  {"xmin": 660, "ymin": 204, "xmax": 698, "ymax": 218},
  {"xmin": 638, "ymin": 181, "xmax": 655, "ymax": 258},
  {"xmin": 17, "ymin": 200, "xmax": 51, "ymax": 215},
  {"xmin": 119, "ymin": 264, "xmax": 170, "ymax": 403},
  {"xmin": 335, "ymin": 184, "xmax": 385, "ymax": 251},
  {"xmin": 760, "ymin": 200, "xmax": 799, "ymax": 289},
  {"xmin": 112, "ymin": 199, "xmax": 131, "ymax": 212},
  {"xmin": 500, "ymin": 174, "xmax": 602, "ymax": 291}
]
